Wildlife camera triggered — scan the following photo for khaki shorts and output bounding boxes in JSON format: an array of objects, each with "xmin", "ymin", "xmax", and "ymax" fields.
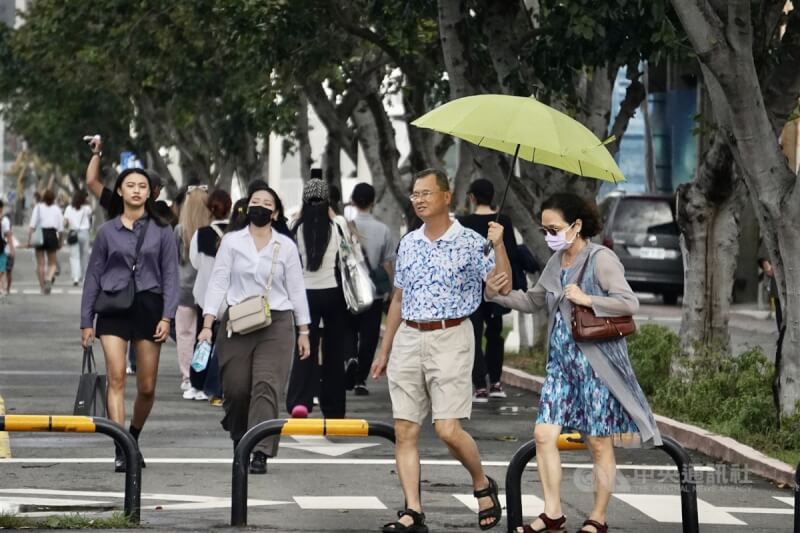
[{"xmin": 387, "ymin": 320, "xmax": 475, "ymax": 424}]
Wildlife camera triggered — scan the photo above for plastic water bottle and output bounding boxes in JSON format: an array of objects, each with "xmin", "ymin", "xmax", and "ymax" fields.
[{"xmin": 191, "ymin": 341, "xmax": 212, "ymax": 372}]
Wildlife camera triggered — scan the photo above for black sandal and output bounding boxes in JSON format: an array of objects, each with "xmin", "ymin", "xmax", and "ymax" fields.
[
  {"xmin": 381, "ymin": 508, "xmax": 428, "ymax": 533},
  {"xmin": 474, "ymin": 475, "xmax": 502, "ymax": 530},
  {"xmin": 517, "ymin": 512, "xmax": 567, "ymax": 532},
  {"xmin": 577, "ymin": 519, "xmax": 608, "ymax": 533}
]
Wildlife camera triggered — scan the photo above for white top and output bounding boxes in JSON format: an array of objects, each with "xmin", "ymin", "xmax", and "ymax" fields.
[
  {"xmin": 30, "ymin": 203, "xmax": 64, "ymax": 231},
  {"xmin": 296, "ymin": 222, "xmax": 339, "ymax": 290},
  {"xmin": 64, "ymin": 205, "xmax": 92, "ymax": 230},
  {"xmin": 203, "ymin": 227, "xmax": 311, "ymax": 326},
  {"xmin": 1, "ymin": 216, "xmax": 10, "ymax": 237},
  {"xmin": 190, "ymin": 221, "xmax": 226, "ymax": 314}
]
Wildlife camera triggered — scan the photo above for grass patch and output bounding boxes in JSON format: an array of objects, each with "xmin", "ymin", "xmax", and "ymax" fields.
[
  {"xmin": 0, "ymin": 511, "xmax": 135, "ymax": 529},
  {"xmin": 504, "ymin": 323, "xmax": 800, "ymax": 465}
]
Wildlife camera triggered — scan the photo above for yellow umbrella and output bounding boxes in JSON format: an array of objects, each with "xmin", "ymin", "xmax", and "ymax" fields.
[
  {"xmin": 411, "ymin": 94, "xmax": 624, "ymax": 252},
  {"xmin": 411, "ymin": 94, "xmax": 624, "ymax": 183}
]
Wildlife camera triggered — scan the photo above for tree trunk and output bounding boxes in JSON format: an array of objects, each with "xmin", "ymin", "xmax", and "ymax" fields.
[
  {"xmin": 322, "ymin": 132, "xmax": 342, "ymax": 194},
  {"xmin": 296, "ymin": 92, "xmax": 313, "ymax": 182},
  {"xmin": 670, "ymin": 0, "xmax": 800, "ymax": 415},
  {"xmin": 676, "ymin": 136, "xmax": 741, "ymax": 356}
]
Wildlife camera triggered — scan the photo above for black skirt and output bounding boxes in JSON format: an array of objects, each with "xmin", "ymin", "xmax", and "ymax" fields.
[
  {"xmin": 36, "ymin": 228, "xmax": 60, "ymax": 252},
  {"xmin": 96, "ymin": 290, "xmax": 165, "ymax": 342}
]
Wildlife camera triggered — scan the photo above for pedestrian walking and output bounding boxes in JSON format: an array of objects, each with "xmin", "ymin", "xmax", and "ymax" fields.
[
  {"xmin": 458, "ymin": 178, "xmax": 521, "ymax": 402},
  {"xmin": 0, "ymin": 200, "xmax": 15, "ymax": 304},
  {"xmin": 346, "ymin": 183, "xmax": 396, "ymax": 396},
  {"xmin": 485, "ymin": 193, "xmax": 662, "ymax": 533},
  {"xmin": 198, "ymin": 181, "xmax": 311, "ymax": 475},
  {"xmin": 370, "ymin": 169, "xmax": 511, "ymax": 532},
  {"xmin": 63, "ymin": 190, "xmax": 93, "ymax": 286},
  {"xmin": 80, "ymin": 168, "xmax": 179, "ymax": 473},
  {"xmin": 189, "ymin": 189, "xmax": 233, "ymax": 406},
  {"xmin": 286, "ymin": 178, "xmax": 353, "ymax": 419},
  {"xmin": 174, "ymin": 185, "xmax": 211, "ymax": 398},
  {"xmin": 28, "ymin": 189, "xmax": 63, "ymax": 294}
]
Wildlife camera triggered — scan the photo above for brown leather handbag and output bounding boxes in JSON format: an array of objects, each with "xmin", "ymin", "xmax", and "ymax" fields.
[{"xmin": 570, "ymin": 250, "xmax": 636, "ymax": 342}]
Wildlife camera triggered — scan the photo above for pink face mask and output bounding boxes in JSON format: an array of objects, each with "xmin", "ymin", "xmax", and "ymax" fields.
[{"xmin": 544, "ymin": 223, "xmax": 575, "ymax": 252}]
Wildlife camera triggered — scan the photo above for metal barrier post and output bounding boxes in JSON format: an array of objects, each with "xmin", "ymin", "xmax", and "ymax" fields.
[
  {"xmin": 794, "ymin": 461, "xmax": 800, "ymax": 533},
  {"xmin": 231, "ymin": 418, "xmax": 395, "ymax": 527},
  {"xmin": 0, "ymin": 415, "xmax": 141, "ymax": 523},
  {"xmin": 504, "ymin": 433, "xmax": 699, "ymax": 533}
]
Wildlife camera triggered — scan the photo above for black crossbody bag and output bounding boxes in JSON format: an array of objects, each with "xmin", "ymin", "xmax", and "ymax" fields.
[{"xmin": 94, "ymin": 219, "xmax": 150, "ymax": 315}]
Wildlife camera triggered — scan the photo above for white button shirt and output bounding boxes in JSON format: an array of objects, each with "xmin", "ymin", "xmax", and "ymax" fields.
[{"xmin": 203, "ymin": 228, "xmax": 311, "ymax": 326}]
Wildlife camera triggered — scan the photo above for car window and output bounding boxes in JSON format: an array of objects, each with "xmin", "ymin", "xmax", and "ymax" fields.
[
  {"xmin": 612, "ymin": 198, "xmax": 679, "ymax": 235},
  {"xmin": 599, "ymin": 198, "xmax": 614, "ymax": 221}
]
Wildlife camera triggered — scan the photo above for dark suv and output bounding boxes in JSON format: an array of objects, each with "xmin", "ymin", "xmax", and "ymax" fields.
[{"xmin": 597, "ymin": 193, "xmax": 684, "ymax": 304}]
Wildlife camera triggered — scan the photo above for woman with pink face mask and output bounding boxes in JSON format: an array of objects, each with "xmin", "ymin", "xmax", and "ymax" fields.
[{"xmin": 484, "ymin": 193, "xmax": 660, "ymax": 533}]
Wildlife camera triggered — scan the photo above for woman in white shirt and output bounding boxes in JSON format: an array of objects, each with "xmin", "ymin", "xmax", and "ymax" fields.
[
  {"xmin": 28, "ymin": 189, "xmax": 64, "ymax": 294},
  {"xmin": 63, "ymin": 190, "xmax": 93, "ymax": 286},
  {"xmin": 285, "ymin": 178, "xmax": 353, "ymax": 420},
  {"xmin": 198, "ymin": 181, "xmax": 311, "ymax": 475}
]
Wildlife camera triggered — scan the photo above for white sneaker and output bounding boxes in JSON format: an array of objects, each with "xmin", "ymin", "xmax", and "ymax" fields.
[
  {"xmin": 180, "ymin": 380, "xmax": 191, "ymax": 391},
  {"xmin": 125, "ymin": 366, "xmax": 135, "ymax": 375},
  {"xmin": 193, "ymin": 390, "xmax": 209, "ymax": 401},
  {"xmin": 183, "ymin": 387, "xmax": 199, "ymax": 400},
  {"xmin": 313, "ymin": 396, "xmax": 320, "ymax": 406}
]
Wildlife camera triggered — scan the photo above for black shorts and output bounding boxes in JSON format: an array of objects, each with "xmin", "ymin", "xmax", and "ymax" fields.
[
  {"xmin": 35, "ymin": 228, "xmax": 60, "ymax": 252},
  {"xmin": 96, "ymin": 290, "xmax": 164, "ymax": 342}
]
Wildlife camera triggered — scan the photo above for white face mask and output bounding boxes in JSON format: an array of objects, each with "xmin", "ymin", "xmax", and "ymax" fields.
[{"xmin": 544, "ymin": 222, "xmax": 576, "ymax": 252}]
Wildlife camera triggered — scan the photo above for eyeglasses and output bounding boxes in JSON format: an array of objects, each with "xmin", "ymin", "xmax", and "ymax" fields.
[
  {"xmin": 409, "ymin": 190, "xmax": 442, "ymax": 202},
  {"xmin": 187, "ymin": 185, "xmax": 208, "ymax": 194},
  {"xmin": 538, "ymin": 222, "xmax": 574, "ymax": 236}
]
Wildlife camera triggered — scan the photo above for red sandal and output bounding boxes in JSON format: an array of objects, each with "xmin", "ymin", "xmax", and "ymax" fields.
[
  {"xmin": 577, "ymin": 518, "xmax": 608, "ymax": 533},
  {"xmin": 517, "ymin": 512, "xmax": 567, "ymax": 532}
]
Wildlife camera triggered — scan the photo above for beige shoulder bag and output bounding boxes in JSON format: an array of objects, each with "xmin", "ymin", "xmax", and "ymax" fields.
[{"xmin": 226, "ymin": 242, "xmax": 281, "ymax": 337}]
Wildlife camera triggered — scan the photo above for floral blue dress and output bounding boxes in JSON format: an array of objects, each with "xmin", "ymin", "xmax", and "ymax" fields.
[{"xmin": 536, "ymin": 269, "xmax": 639, "ymax": 437}]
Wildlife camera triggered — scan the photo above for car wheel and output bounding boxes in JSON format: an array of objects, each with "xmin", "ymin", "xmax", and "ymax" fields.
[{"xmin": 663, "ymin": 292, "xmax": 679, "ymax": 305}]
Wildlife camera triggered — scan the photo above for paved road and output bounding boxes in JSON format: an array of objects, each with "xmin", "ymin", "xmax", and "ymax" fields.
[{"xmin": 0, "ymin": 247, "xmax": 793, "ymax": 532}]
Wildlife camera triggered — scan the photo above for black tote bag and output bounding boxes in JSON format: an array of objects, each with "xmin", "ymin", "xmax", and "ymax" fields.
[{"xmin": 73, "ymin": 347, "xmax": 107, "ymax": 416}]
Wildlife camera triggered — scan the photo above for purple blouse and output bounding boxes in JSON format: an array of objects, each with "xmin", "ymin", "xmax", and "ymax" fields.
[{"xmin": 80, "ymin": 215, "xmax": 179, "ymax": 329}]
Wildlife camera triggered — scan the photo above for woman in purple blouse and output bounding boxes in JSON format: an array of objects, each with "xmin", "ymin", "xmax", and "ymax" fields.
[{"xmin": 80, "ymin": 168, "xmax": 179, "ymax": 473}]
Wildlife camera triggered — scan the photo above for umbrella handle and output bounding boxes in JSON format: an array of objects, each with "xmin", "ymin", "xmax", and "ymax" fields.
[{"xmin": 483, "ymin": 239, "xmax": 494, "ymax": 255}]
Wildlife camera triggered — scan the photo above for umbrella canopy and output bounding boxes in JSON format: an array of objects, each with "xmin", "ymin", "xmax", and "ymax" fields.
[{"xmin": 411, "ymin": 94, "xmax": 624, "ymax": 183}]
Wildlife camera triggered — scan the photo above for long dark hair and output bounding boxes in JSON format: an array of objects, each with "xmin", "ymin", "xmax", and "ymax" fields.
[
  {"xmin": 226, "ymin": 181, "xmax": 292, "ymax": 238},
  {"xmin": 111, "ymin": 168, "xmax": 168, "ymax": 226},
  {"xmin": 71, "ymin": 189, "xmax": 88, "ymax": 210},
  {"xmin": 293, "ymin": 199, "xmax": 331, "ymax": 272}
]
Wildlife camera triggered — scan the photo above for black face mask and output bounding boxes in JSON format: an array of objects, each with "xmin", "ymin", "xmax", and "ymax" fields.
[{"xmin": 247, "ymin": 206, "xmax": 273, "ymax": 227}]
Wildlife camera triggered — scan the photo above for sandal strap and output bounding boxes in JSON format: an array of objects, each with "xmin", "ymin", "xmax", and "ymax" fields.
[
  {"xmin": 398, "ymin": 508, "xmax": 426, "ymax": 525},
  {"xmin": 538, "ymin": 513, "xmax": 567, "ymax": 529},
  {"xmin": 473, "ymin": 475, "xmax": 498, "ymax": 498},
  {"xmin": 580, "ymin": 519, "xmax": 608, "ymax": 533}
]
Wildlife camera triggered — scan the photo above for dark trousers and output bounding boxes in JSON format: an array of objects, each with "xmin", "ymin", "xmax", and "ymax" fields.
[
  {"xmin": 470, "ymin": 301, "xmax": 505, "ymax": 389},
  {"xmin": 353, "ymin": 300, "xmax": 384, "ymax": 384},
  {"xmin": 286, "ymin": 287, "xmax": 349, "ymax": 418},
  {"xmin": 217, "ymin": 310, "xmax": 295, "ymax": 456}
]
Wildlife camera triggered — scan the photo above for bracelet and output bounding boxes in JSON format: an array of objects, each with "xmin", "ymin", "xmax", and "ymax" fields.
[
  {"xmin": 92, "ymin": 152, "xmax": 102, "ymax": 158},
  {"xmin": 159, "ymin": 319, "xmax": 171, "ymax": 324},
  {"xmin": 202, "ymin": 326, "xmax": 213, "ymax": 331},
  {"xmin": 298, "ymin": 330, "xmax": 310, "ymax": 336}
]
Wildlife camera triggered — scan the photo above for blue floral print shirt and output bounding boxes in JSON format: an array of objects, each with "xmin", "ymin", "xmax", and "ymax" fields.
[{"xmin": 395, "ymin": 220, "xmax": 495, "ymax": 321}]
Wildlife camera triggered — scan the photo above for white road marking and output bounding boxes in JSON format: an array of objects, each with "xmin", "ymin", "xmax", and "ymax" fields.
[
  {"xmin": 453, "ymin": 493, "xmax": 544, "ymax": 517},
  {"xmin": 293, "ymin": 496, "xmax": 386, "ymax": 510},
  {"xmin": 282, "ymin": 435, "xmax": 381, "ymax": 457},
  {"xmin": 773, "ymin": 496, "xmax": 794, "ymax": 507},
  {"xmin": 614, "ymin": 494, "xmax": 747, "ymax": 525},
  {"xmin": 0, "ymin": 457, "xmax": 715, "ymax": 471},
  {"xmin": 0, "ymin": 489, "xmax": 291, "ymax": 513}
]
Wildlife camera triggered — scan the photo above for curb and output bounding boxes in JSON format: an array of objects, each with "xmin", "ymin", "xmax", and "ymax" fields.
[{"xmin": 501, "ymin": 365, "xmax": 796, "ymax": 486}]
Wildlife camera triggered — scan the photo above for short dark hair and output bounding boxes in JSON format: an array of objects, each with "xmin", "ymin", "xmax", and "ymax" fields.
[
  {"xmin": 412, "ymin": 168, "xmax": 450, "ymax": 192},
  {"xmin": 207, "ymin": 189, "xmax": 232, "ymax": 220},
  {"xmin": 468, "ymin": 179, "xmax": 494, "ymax": 206},
  {"xmin": 540, "ymin": 193, "xmax": 603, "ymax": 238},
  {"xmin": 351, "ymin": 183, "xmax": 375, "ymax": 209}
]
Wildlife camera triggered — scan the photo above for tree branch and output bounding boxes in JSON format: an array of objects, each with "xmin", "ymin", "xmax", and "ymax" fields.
[
  {"xmin": 303, "ymin": 82, "xmax": 358, "ymax": 165},
  {"xmin": 670, "ymin": 0, "xmax": 727, "ymax": 57},
  {"xmin": 607, "ymin": 67, "xmax": 646, "ymax": 156},
  {"xmin": 763, "ymin": 7, "xmax": 800, "ymax": 135}
]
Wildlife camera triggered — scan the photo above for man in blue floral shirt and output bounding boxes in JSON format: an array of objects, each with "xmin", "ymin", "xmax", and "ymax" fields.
[{"xmin": 371, "ymin": 169, "xmax": 511, "ymax": 532}]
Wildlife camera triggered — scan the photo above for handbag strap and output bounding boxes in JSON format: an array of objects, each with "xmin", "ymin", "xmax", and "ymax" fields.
[
  {"xmin": 82, "ymin": 346, "xmax": 96, "ymax": 374},
  {"xmin": 574, "ymin": 248, "xmax": 599, "ymax": 291},
  {"xmin": 265, "ymin": 242, "xmax": 281, "ymax": 292},
  {"xmin": 131, "ymin": 219, "xmax": 150, "ymax": 273}
]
